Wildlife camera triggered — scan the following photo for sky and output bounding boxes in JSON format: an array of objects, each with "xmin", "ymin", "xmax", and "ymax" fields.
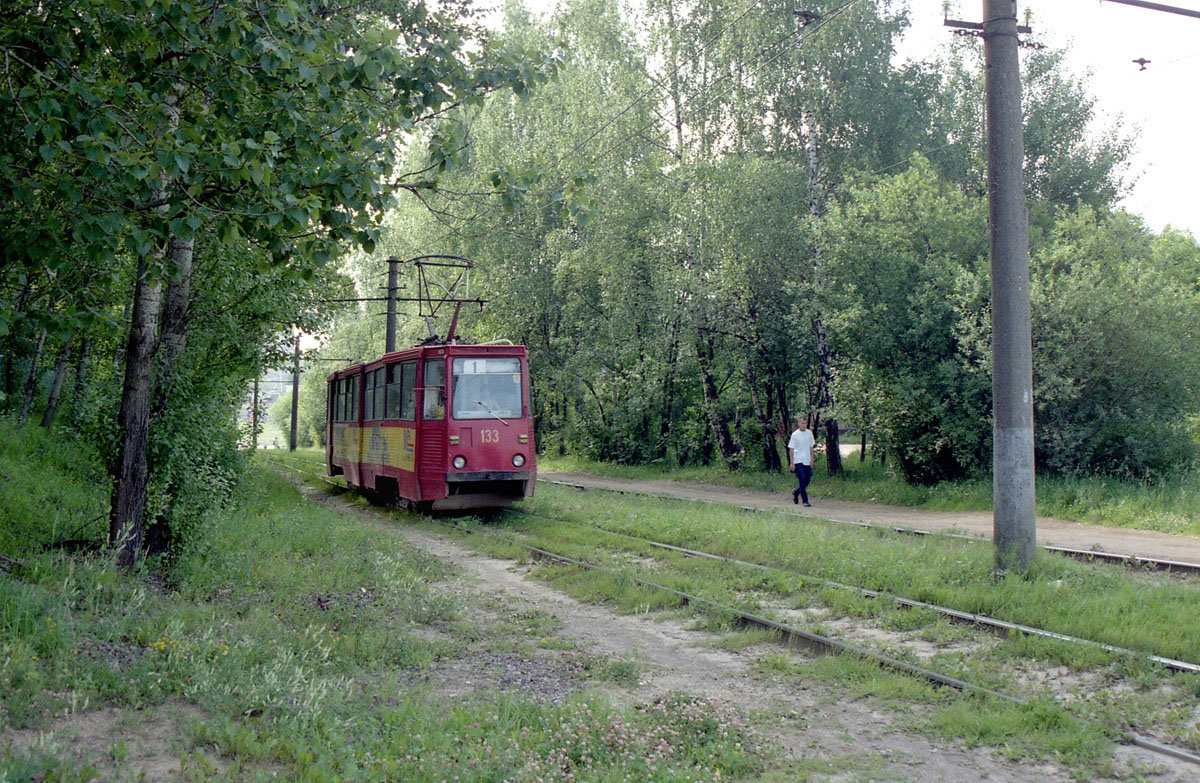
[
  {"xmin": 514, "ymin": 0, "xmax": 1200, "ymax": 236},
  {"xmin": 912, "ymin": 0, "xmax": 1200, "ymax": 235}
]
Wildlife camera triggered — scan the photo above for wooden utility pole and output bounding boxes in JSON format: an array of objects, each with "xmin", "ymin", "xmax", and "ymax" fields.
[
  {"xmin": 289, "ymin": 333, "xmax": 300, "ymax": 452},
  {"xmin": 984, "ymin": 0, "xmax": 1036, "ymax": 571}
]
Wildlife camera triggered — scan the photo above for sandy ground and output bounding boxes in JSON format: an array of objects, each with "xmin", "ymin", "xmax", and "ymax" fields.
[
  {"xmin": 542, "ymin": 471, "xmax": 1200, "ymax": 565},
  {"xmin": 305, "ymin": 485, "xmax": 1195, "ymax": 783}
]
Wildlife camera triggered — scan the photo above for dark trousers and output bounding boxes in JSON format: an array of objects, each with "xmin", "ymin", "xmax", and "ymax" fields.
[{"xmin": 793, "ymin": 463, "xmax": 812, "ymax": 504}]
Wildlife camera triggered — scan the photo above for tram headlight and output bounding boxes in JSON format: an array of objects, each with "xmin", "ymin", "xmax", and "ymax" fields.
[
  {"xmin": 453, "ymin": 455, "xmax": 466, "ymax": 469},
  {"xmin": 512, "ymin": 453, "xmax": 526, "ymax": 468}
]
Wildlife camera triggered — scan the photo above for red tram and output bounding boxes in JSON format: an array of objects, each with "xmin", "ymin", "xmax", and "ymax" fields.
[{"xmin": 326, "ymin": 342, "xmax": 535, "ymax": 511}]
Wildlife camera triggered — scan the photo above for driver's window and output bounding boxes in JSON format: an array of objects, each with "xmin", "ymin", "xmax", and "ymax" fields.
[{"xmin": 423, "ymin": 359, "xmax": 445, "ymax": 420}]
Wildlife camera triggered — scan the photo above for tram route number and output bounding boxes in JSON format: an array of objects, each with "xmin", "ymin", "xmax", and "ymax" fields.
[{"xmin": 480, "ymin": 429, "xmax": 500, "ymax": 443}]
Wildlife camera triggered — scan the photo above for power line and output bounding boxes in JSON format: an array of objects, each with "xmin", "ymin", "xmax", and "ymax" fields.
[{"xmin": 1101, "ymin": 0, "xmax": 1200, "ymax": 20}]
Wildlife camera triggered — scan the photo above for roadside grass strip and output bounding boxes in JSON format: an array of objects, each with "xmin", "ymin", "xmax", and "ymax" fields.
[
  {"xmin": 2, "ymin": 459, "xmax": 769, "ymax": 782},
  {"xmin": 538, "ymin": 455, "xmax": 1200, "ymax": 536}
]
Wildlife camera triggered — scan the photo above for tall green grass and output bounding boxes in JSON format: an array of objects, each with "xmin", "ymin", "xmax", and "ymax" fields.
[
  {"xmin": 2, "ymin": 432, "xmax": 768, "ymax": 782},
  {"xmin": 0, "ymin": 417, "xmax": 108, "ymax": 557}
]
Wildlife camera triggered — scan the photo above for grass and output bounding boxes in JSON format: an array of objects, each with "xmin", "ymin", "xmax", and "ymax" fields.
[
  {"xmin": 1, "ymin": 433, "xmax": 769, "ymax": 781},
  {"xmin": 0, "ymin": 418, "xmax": 108, "ymax": 557},
  {"xmin": 538, "ymin": 453, "xmax": 1200, "ymax": 535},
  {"xmin": 499, "ymin": 485, "xmax": 1200, "ymax": 665},
  {"xmin": 461, "ymin": 520, "xmax": 1152, "ymax": 779},
  {"xmin": 267, "ymin": 449, "xmax": 1200, "ymax": 777}
]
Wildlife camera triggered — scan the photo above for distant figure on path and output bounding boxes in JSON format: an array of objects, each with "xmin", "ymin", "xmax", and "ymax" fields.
[{"xmin": 787, "ymin": 415, "xmax": 815, "ymax": 507}]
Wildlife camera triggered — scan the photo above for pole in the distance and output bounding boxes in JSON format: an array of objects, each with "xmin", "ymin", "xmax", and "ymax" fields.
[
  {"xmin": 985, "ymin": 0, "xmax": 1036, "ymax": 571},
  {"xmin": 289, "ymin": 333, "xmax": 300, "ymax": 452},
  {"xmin": 385, "ymin": 256, "xmax": 400, "ymax": 354},
  {"xmin": 252, "ymin": 376, "xmax": 259, "ymax": 451}
]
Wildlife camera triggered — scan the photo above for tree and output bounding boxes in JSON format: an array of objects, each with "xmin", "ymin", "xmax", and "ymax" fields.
[{"xmin": 2, "ymin": 0, "xmax": 559, "ymax": 564}]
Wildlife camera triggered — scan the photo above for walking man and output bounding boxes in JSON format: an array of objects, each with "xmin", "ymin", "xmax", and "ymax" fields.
[{"xmin": 787, "ymin": 415, "xmax": 814, "ymax": 507}]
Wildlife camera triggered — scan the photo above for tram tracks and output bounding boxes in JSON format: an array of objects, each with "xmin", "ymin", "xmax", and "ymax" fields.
[
  {"xmin": 460, "ymin": 517, "xmax": 1200, "ymax": 768},
  {"xmin": 540, "ymin": 478, "xmax": 1200, "ymax": 575},
  {"xmin": 269, "ymin": 457, "xmax": 1200, "ymax": 767},
  {"xmin": 502, "ymin": 508, "xmax": 1200, "ymax": 676}
]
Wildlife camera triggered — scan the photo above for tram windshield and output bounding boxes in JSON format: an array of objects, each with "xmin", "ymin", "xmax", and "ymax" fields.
[{"xmin": 451, "ymin": 357, "xmax": 523, "ymax": 420}]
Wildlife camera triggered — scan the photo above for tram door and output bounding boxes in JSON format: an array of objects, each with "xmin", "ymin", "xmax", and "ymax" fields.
[{"xmin": 417, "ymin": 357, "xmax": 448, "ymax": 501}]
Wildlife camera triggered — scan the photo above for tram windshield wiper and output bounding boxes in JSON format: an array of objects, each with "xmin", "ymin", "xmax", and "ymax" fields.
[{"xmin": 472, "ymin": 399, "xmax": 510, "ymax": 426}]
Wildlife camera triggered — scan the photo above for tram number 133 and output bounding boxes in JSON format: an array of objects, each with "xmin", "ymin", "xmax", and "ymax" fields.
[{"xmin": 480, "ymin": 429, "xmax": 500, "ymax": 443}]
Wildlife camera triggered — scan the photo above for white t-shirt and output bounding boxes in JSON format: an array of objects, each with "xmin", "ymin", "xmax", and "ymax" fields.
[{"xmin": 788, "ymin": 428, "xmax": 815, "ymax": 466}]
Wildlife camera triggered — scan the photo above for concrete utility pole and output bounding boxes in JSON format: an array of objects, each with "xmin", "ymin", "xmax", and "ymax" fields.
[
  {"xmin": 289, "ymin": 333, "xmax": 300, "ymax": 452},
  {"xmin": 385, "ymin": 256, "xmax": 400, "ymax": 354},
  {"xmin": 984, "ymin": 0, "xmax": 1036, "ymax": 571}
]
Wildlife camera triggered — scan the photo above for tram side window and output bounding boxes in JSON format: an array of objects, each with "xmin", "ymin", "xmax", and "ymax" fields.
[
  {"xmin": 349, "ymin": 376, "xmax": 359, "ymax": 421},
  {"xmin": 372, "ymin": 368, "xmax": 386, "ymax": 421},
  {"xmin": 399, "ymin": 362, "xmax": 417, "ymax": 421},
  {"xmin": 385, "ymin": 364, "xmax": 401, "ymax": 419},
  {"xmin": 364, "ymin": 373, "xmax": 375, "ymax": 421},
  {"xmin": 423, "ymin": 359, "xmax": 445, "ymax": 420},
  {"xmin": 334, "ymin": 381, "xmax": 343, "ymax": 423}
]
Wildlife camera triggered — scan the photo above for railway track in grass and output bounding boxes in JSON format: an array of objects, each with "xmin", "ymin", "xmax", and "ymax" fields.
[
  {"xmin": 277, "ymin": 457, "xmax": 1200, "ymax": 675},
  {"xmin": 502, "ymin": 507, "xmax": 1200, "ymax": 676},
  {"xmin": 461, "ymin": 519, "xmax": 1200, "ymax": 768},
  {"xmin": 269, "ymin": 458, "xmax": 1200, "ymax": 768},
  {"xmin": 540, "ymin": 478, "xmax": 1200, "ymax": 576}
]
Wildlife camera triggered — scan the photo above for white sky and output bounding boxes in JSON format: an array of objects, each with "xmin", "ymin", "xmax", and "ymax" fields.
[
  {"xmin": 917, "ymin": 1, "xmax": 1200, "ymax": 235},
  {"xmin": 511, "ymin": 0, "xmax": 1200, "ymax": 235}
]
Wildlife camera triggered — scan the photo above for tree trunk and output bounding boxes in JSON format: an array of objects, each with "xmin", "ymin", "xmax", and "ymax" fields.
[
  {"xmin": 824, "ymin": 417, "xmax": 842, "ymax": 476},
  {"xmin": 3, "ymin": 282, "xmax": 32, "ymax": 401},
  {"xmin": 774, "ymin": 379, "xmax": 792, "ymax": 438},
  {"xmin": 663, "ymin": 0, "xmax": 686, "ymax": 160},
  {"xmin": 73, "ymin": 336, "xmax": 92, "ymax": 412},
  {"xmin": 696, "ymin": 333, "xmax": 739, "ymax": 468},
  {"xmin": 155, "ymin": 235, "xmax": 194, "ymax": 406},
  {"xmin": 17, "ymin": 329, "xmax": 46, "ymax": 426},
  {"xmin": 658, "ymin": 322, "xmax": 679, "ymax": 459},
  {"xmin": 109, "ymin": 256, "xmax": 164, "ymax": 568},
  {"xmin": 746, "ymin": 361, "xmax": 781, "ymax": 472},
  {"xmin": 860, "ymin": 426, "xmax": 867, "ymax": 462},
  {"xmin": 40, "ymin": 332, "xmax": 74, "ymax": 427}
]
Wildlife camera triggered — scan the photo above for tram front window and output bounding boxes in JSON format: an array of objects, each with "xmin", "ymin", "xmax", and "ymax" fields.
[{"xmin": 451, "ymin": 357, "xmax": 523, "ymax": 420}]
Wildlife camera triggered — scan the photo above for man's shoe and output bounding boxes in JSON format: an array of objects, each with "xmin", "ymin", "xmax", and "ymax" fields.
[
  {"xmin": 792, "ymin": 491, "xmax": 799, "ymax": 505},
  {"xmin": 802, "ymin": 502, "xmax": 811, "ymax": 507}
]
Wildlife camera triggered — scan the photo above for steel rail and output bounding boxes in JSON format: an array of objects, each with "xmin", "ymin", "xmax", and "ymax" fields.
[
  {"xmin": 270, "ymin": 460, "xmax": 1200, "ymax": 767},
  {"xmin": 539, "ymin": 478, "xmax": 1200, "ymax": 575},
  {"xmin": 460, "ymin": 523, "xmax": 1200, "ymax": 768},
  {"xmin": 280, "ymin": 462, "xmax": 1200, "ymax": 673},
  {"xmin": 504, "ymin": 508, "xmax": 1200, "ymax": 675}
]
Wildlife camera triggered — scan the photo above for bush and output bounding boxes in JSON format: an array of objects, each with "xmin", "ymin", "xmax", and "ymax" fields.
[{"xmin": 1027, "ymin": 211, "xmax": 1200, "ymax": 478}]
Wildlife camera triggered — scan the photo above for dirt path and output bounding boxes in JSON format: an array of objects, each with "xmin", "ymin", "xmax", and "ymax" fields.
[
  {"xmin": 303, "ymin": 483, "xmax": 1194, "ymax": 782},
  {"xmin": 543, "ymin": 471, "xmax": 1200, "ymax": 565}
]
